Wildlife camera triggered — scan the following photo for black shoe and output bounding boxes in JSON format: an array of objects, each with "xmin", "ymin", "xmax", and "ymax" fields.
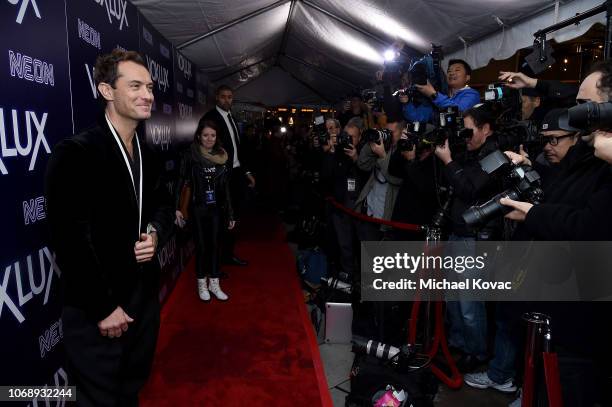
[{"xmin": 223, "ymin": 256, "xmax": 248, "ymax": 266}]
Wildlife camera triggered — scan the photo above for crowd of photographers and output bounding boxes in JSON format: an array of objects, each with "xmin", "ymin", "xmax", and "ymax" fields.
[{"xmin": 268, "ymin": 55, "xmax": 612, "ymax": 406}]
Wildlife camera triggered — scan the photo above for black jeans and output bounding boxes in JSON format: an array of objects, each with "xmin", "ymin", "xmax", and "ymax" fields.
[{"xmin": 193, "ymin": 206, "xmax": 224, "ymax": 279}]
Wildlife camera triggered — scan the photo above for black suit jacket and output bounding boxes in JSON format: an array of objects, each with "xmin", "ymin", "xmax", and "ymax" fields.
[
  {"xmin": 200, "ymin": 107, "xmax": 249, "ymax": 174},
  {"xmin": 45, "ymin": 116, "xmax": 173, "ymax": 322}
]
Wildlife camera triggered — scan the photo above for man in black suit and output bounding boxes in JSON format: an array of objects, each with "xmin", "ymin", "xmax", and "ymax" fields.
[
  {"xmin": 45, "ymin": 49, "xmax": 173, "ymax": 406},
  {"xmin": 199, "ymin": 85, "xmax": 255, "ymax": 266}
]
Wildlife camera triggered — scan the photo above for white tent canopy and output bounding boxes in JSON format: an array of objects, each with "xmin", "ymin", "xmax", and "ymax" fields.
[{"xmin": 132, "ymin": 0, "xmax": 607, "ymax": 106}]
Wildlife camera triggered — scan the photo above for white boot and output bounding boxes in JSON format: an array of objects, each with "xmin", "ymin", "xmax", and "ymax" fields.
[
  {"xmin": 208, "ymin": 278, "xmax": 229, "ymax": 301},
  {"xmin": 197, "ymin": 278, "xmax": 210, "ymax": 301}
]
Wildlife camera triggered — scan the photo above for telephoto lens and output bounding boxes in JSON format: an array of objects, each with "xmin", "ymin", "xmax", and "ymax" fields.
[{"xmin": 563, "ymin": 101, "xmax": 612, "ymax": 131}]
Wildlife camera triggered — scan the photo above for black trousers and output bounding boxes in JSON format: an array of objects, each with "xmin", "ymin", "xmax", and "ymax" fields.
[
  {"xmin": 330, "ymin": 209, "xmax": 359, "ymax": 281},
  {"xmin": 193, "ymin": 206, "xmax": 223, "ymax": 279},
  {"xmin": 62, "ymin": 282, "xmax": 160, "ymax": 407},
  {"xmin": 222, "ymin": 167, "xmax": 246, "ymax": 259}
]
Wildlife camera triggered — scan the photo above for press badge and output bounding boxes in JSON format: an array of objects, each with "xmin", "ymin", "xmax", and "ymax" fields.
[
  {"xmin": 347, "ymin": 178, "xmax": 356, "ymax": 192},
  {"xmin": 204, "ymin": 176, "xmax": 216, "ymax": 205},
  {"xmin": 205, "ymin": 188, "xmax": 216, "ymax": 205}
]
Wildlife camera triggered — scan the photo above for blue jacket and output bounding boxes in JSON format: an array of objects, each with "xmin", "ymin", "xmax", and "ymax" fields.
[
  {"xmin": 433, "ymin": 87, "xmax": 480, "ymax": 112},
  {"xmin": 402, "ymin": 102, "xmax": 434, "ymax": 123}
]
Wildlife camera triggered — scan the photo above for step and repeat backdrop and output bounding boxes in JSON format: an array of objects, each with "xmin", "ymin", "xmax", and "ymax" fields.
[{"xmin": 0, "ymin": 0, "xmax": 207, "ymax": 393}]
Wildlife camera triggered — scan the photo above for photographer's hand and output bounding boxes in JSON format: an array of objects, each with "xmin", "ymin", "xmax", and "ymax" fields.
[
  {"xmin": 500, "ymin": 197, "xmax": 533, "ymax": 222},
  {"xmin": 498, "ymin": 72, "xmax": 537, "ymax": 89},
  {"xmin": 370, "ymin": 138, "xmax": 386, "ymax": 158},
  {"xmin": 434, "ymin": 139, "xmax": 452, "ymax": 165},
  {"xmin": 344, "ymin": 145, "xmax": 358, "ymax": 162},
  {"xmin": 415, "ymin": 80, "xmax": 436, "ymax": 98},
  {"xmin": 504, "ymin": 151, "xmax": 532, "ymax": 167}
]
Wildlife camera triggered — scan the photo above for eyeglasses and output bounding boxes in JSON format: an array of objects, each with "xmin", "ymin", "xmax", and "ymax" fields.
[{"xmin": 540, "ymin": 134, "xmax": 575, "ymax": 146}]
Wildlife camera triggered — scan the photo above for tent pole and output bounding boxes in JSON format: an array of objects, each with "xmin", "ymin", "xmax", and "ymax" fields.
[
  {"xmin": 277, "ymin": 0, "xmax": 298, "ymax": 62},
  {"xmin": 606, "ymin": 0, "xmax": 612, "ymax": 59},
  {"xmin": 177, "ymin": 0, "xmax": 291, "ymax": 50}
]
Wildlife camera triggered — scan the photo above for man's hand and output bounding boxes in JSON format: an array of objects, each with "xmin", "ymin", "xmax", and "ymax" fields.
[
  {"xmin": 246, "ymin": 173, "xmax": 256, "ymax": 188},
  {"xmin": 175, "ymin": 210, "xmax": 186, "ymax": 228},
  {"xmin": 228, "ymin": 220, "xmax": 236, "ymax": 230},
  {"xmin": 594, "ymin": 130, "xmax": 612, "ymax": 163},
  {"xmin": 498, "ymin": 72, "xmax": 537, "ymax": 90},
  {"xmin": 135, "ymin": 233, "xmax": 156, "ymax": 263},
  {"xmin": 415, "ymin": 80, "xmax": 436, "ymax": 98},
  {"xmin": 434, "ymin": 139, "xmax": 452, "ymax": 165},
  {"xmin": 370, "ymin": 139, "xmax": 386, "ymax": 158},
  {"xmin": 98, "ymin": 306, "xmax": 133, "ymax": 338},
  {"xmin": 500, "ymin": 197, "xmax": 533, "ymax": 222},
  {"xmin": 344, "ymin": 145, "xmax": 358, "ymax": 162},
  {"xmin": 504, "ymin": 151, "xmax": 532, "ymax": 167}
]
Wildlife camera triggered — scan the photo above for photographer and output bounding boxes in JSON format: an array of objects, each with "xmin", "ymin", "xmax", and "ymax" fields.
[
  {"xmin": 354, "ymin": 120, "xmax": 404, "ymax": 241},
  {"xmin": 388, "ymin": 124, "xmax": 439, "ymax": 240},
  {"xmin": 497, "ymin": 62, "xmax": 612, "ymax": 406},
  {"xmin": 321, "ymin": 117, "xmax": 368, "ymax": 281},
  {"xmin": 435, "ymin": 103, "xmax": 503, "ymax": 371},
  {"xmin": 381, "ymin": 72, "xmax": 435, "ymax": 126},
  {"xmin": 416, "ymin": 59, "xmax": 480, "ymax": 113},
  {"xmin": 339, "ymin": 94, "xmax": 375, "ymax": 129},
  {"xmin": 463, "ymin": 108, "xmax": 580, "ymax": 395}
]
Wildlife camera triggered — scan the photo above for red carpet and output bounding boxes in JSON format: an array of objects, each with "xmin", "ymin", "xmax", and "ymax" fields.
[{"xmin": 140, "ymin": 214, "xmax": 333, "ymax": 407}]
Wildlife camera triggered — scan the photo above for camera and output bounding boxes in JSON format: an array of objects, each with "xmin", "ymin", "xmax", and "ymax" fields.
[
  {"xmin": 363, "ymin": 128, "xmax": 393, "ymax": 146},
  {"xmin": 421, "ymin": 106, "xmax": 473, "ymax": 147},
  {"xmin": 397, "ymin": 121, "xmax": 428, "ymax": 152},
  {"xmin": 561, "ymin": 101, "xmax": 612, "ymax": 132},
  {"xmin": 352, "ymin": 335, "xmax": 413, "ymax": 366},
  {"xmin": 463, "ymin": 150, "xmax": 544, "ymax": 226},
  {"xmin": 337, "ymin": 130, "xmax": 353, "ymax": 150}
]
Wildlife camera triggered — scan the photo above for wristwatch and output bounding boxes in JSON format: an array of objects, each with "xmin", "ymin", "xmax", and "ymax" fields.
[{"xmin": 430, "ymin": 91, "xmax": 438, "ymax": 100}]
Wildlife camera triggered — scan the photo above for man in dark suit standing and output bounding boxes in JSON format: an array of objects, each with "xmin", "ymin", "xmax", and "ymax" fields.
[
  {"xmin": 199, "ymin": 85, "xmax": 255, "ymax": 266},
  {"xmin": 45, "ymin": 49, "xmax": 173, "ymax": 406}
]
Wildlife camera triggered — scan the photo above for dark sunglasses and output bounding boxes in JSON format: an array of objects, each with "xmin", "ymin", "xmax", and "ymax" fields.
[{"xmin": 540, "ymin": 133, "xmax": 575, "ymax": 146}]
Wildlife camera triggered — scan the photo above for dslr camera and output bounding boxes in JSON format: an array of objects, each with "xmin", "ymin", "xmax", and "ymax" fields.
[
  {"xmin": 362, "ymin": 128, "xmax": 393, "ymax": 148},
  {"xmin": 422, "ymin": 106, "xmax": 473, "ymax": 147},
  {"xmin": 463, "ymin": 150, "xmax": 543, "ymax": 226}
]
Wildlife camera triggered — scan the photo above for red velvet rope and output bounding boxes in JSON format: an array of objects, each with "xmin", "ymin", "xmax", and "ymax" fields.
[{"xmin": 325, "ymin": 197, "xmax": 423, "ymax": 232}]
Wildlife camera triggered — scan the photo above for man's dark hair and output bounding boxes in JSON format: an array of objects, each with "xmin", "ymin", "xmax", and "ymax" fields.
[
  {"xmin": 588, "ymin": 60, "xmax": 612, "ymax": 100},
  {"xmin": 93, "ymin": 49, "xmax": 147, "ymax": 89},
  {"xmin": 194, "ymin": 119, "xmax": 223, "ymax": 152},
  {"xmin": 448, "ymin": 59, "xmax": 472, "ymax": 76},
  {"xmin": 216, "ymin": 84, "xmax": 233, "ymax": 95},
  {"xmin": 464, "ymin": 103, "xmax": 498, "ymax": 131}
]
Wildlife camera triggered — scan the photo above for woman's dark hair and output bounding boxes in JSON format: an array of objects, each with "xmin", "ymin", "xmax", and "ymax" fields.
[
  {"xmin": 463, "ymin": 103, "xmax": 499, "ymax": 132},
  {"xmin": 194, "ymin": 120, "xmax": 223, "ymax": 152}
]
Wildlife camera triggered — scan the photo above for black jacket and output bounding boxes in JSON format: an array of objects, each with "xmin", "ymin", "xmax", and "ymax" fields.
[
  {"xmin": 199, "ymin": 108, "xmax": 250, "ymax": 175},
  {"xmin": 45, "ymin": 116, "xmax": 173, "ymax": 322},
  {"xmin": 388, "ymin": 150, "xmax": 439, "ymax": 229},
  {"xmin": 444, "ymin": 137, "xmax": 502, "ymax": 236},
  {"xmin": 524, "ymin": 141, "xmax": 612, "ymax": 240},
  {"xmin": 320, "ymin": 146, "xmax": 369, "ymax": 208},
  {"xmin": 175, "ymin": 144, "xmax": 233, "ymax": 220}
]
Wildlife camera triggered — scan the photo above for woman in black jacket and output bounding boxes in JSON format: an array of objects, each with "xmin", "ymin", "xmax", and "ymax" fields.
[{"xmin": 176, "ymin": 120, "xmax": 234, "ymax": 301}]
